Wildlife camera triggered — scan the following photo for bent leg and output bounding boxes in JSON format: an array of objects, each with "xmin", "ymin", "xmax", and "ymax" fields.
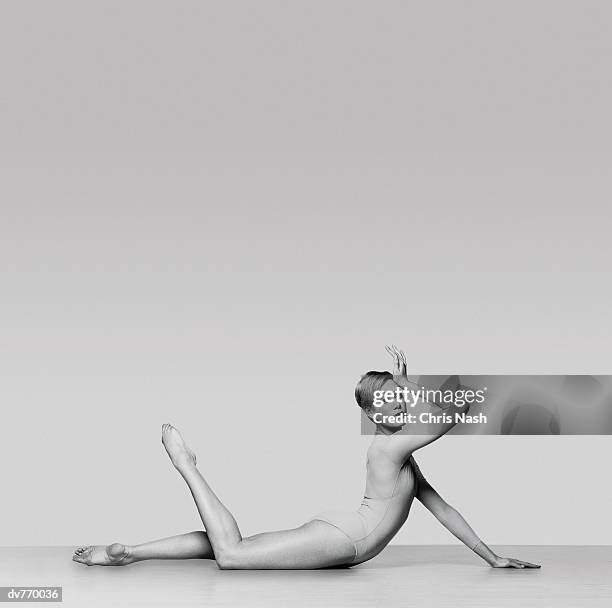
[
  {"xmin": 162, "ymin": 425, "xmax": 242, "ymax": 550},
  {"xmin": 162, "ymin": 425, "xmax": 355, "ymax": 569},
  {"xmin": 130, "ymin": 530, "xmax": 214, "ymax": 562}
]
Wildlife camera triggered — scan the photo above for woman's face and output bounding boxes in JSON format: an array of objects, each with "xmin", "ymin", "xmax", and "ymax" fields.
[{"xmin": 369, "ymin": 379, "xmax": 408, "ymax": 429}]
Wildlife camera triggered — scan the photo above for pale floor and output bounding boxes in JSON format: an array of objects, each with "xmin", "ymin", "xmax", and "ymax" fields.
[{"xmin": 1, "ymin": 546, "xmax": 610, "ymax": 608}]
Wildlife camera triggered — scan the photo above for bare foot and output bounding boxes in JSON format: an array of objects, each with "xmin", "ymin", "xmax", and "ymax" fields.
[
  {"xmin": 72, "ymin": 543, "xmax": 132, "ymax": 566},
  {"xmin": 161, "ymin": 423, "xmax": 197, "ymax": 469}
]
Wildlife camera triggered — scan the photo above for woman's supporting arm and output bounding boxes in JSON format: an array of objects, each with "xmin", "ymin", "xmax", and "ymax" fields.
[{"xmin": 410, "ymin": 457, "xmax": 540, "ymax": 569}]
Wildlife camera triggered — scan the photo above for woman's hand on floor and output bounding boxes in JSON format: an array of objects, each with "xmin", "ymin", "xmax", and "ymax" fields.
[{"xmin": 491, "ymin": 556, "xmax": 541, "ymax": 569}]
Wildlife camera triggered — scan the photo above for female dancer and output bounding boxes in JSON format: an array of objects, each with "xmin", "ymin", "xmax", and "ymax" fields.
[{"xmin": 73, "ymin": 346, "xmax": 540, "ymax": 570}]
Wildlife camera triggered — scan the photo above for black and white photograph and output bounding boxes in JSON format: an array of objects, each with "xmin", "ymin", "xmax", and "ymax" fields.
[{"xmin": 1, "ymin": 2, "xmax": 611, "ymax": 607}]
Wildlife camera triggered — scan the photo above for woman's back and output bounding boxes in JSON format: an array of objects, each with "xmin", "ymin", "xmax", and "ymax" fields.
[
  {"xmin": 354, "ymin": 441, "xmax": 418, "ymax": 563},
  {"xmin": 309, "ymin": 437, "xmax": 419, "ymax": 565},
  {"xmin": 363, "ymin": 439, "xmax": 414, "ymax": 498}
]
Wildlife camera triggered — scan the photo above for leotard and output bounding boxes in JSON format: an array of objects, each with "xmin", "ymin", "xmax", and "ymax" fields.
[{"xmin": 309, "ymin": 453, "xmax": 419, "ymax": 565}]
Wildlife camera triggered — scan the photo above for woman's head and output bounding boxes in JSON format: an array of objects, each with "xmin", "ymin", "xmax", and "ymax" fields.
[
  {"xmin": 355, "ymin": 371, "xmax": 407, "ymax": 430},
  {"xmin": 355, "ymin": 371, "xmax": 393, "ymax": 411}
]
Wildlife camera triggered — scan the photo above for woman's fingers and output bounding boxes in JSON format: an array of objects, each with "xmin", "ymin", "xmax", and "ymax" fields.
[
  {"xmin": 391, "ymin": 345, "xmax": 407, "ymax": 376},
  {"xmin": 399, "ymin": 349, "xmax": 407, "ymax": 375},
  {"xmin": 385, "ymin": 345, "xmax": 409, "ymax": 377},
  {"xmin": 385, "ymin": 345, "xmax": 395, "ymax": 366},
  {"xmin": 385, "ymin": 345, "xmax": 400, "ymax": 374},
  {"xmin": 494, "ymin": 556, "xmax": 541, "ymax": 569},
  {"xmin": 516, "ymin": 560, "xmax": 541, "ymax": 568},
  {"xmin": 508, "ymin": 558, "xmax": 540, "ymax": 568}
]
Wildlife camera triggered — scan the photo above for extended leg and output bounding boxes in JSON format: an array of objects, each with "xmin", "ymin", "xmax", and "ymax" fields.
[
  {"xmin": 72, "ymin": 531, "xmax": 214, "ymax": 566},
  {"xmin": 130, "ymin": 531, "xmax": 214, "ymax": 561},
  {"xmin": 161, "ymin": 424, "xmax": 355, "ymax": 569}
]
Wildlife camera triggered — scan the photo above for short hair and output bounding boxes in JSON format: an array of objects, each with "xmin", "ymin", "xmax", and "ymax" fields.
[{"xmin": 355, "ymin": 371, "xmax": 393, "ymax": 411}]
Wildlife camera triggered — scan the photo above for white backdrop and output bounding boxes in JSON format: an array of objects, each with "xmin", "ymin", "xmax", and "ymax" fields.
[{"xmin": 1, "ymin": 1, "xmax": 610, "ymax": 546}]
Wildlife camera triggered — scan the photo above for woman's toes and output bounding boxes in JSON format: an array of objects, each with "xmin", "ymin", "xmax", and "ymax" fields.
[{"xmin": 72, "ymin": 547, "xmax": 90, "ymax": 563}]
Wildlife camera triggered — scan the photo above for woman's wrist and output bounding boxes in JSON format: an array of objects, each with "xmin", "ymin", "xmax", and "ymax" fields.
[{"xmin": 472, "ymin": 540, "xmax": 500, "ymax": 566}]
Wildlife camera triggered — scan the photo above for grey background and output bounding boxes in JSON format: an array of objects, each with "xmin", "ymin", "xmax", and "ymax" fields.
[{"xmin": 0, "ymin": 1, "xmax": 610, "ymax": 546}]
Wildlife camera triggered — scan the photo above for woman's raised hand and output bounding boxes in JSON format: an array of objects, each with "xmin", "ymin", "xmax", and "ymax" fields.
[{"xmin": 385, "ymin": 344, "xmax": 407, "ymax": 380}]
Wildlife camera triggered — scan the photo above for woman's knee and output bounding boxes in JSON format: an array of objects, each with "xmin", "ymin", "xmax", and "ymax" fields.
[{"xmin": 215, "ymin": 545, "xmax": 245, "ymax": 570}]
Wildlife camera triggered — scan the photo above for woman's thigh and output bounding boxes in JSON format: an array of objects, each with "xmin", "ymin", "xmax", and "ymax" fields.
[{"xmin": 224, "ymin": 521, "xmax": 356, "ymax": 569}]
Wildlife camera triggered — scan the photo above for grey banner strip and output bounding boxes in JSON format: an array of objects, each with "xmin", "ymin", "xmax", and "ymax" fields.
[
  {"xmin": 359, "ymin": 375, "xmax": 612, "ymax": 435},
  {"xmin": 0, "ymin": 588, "xmax": 62, "ymax": 603}
]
